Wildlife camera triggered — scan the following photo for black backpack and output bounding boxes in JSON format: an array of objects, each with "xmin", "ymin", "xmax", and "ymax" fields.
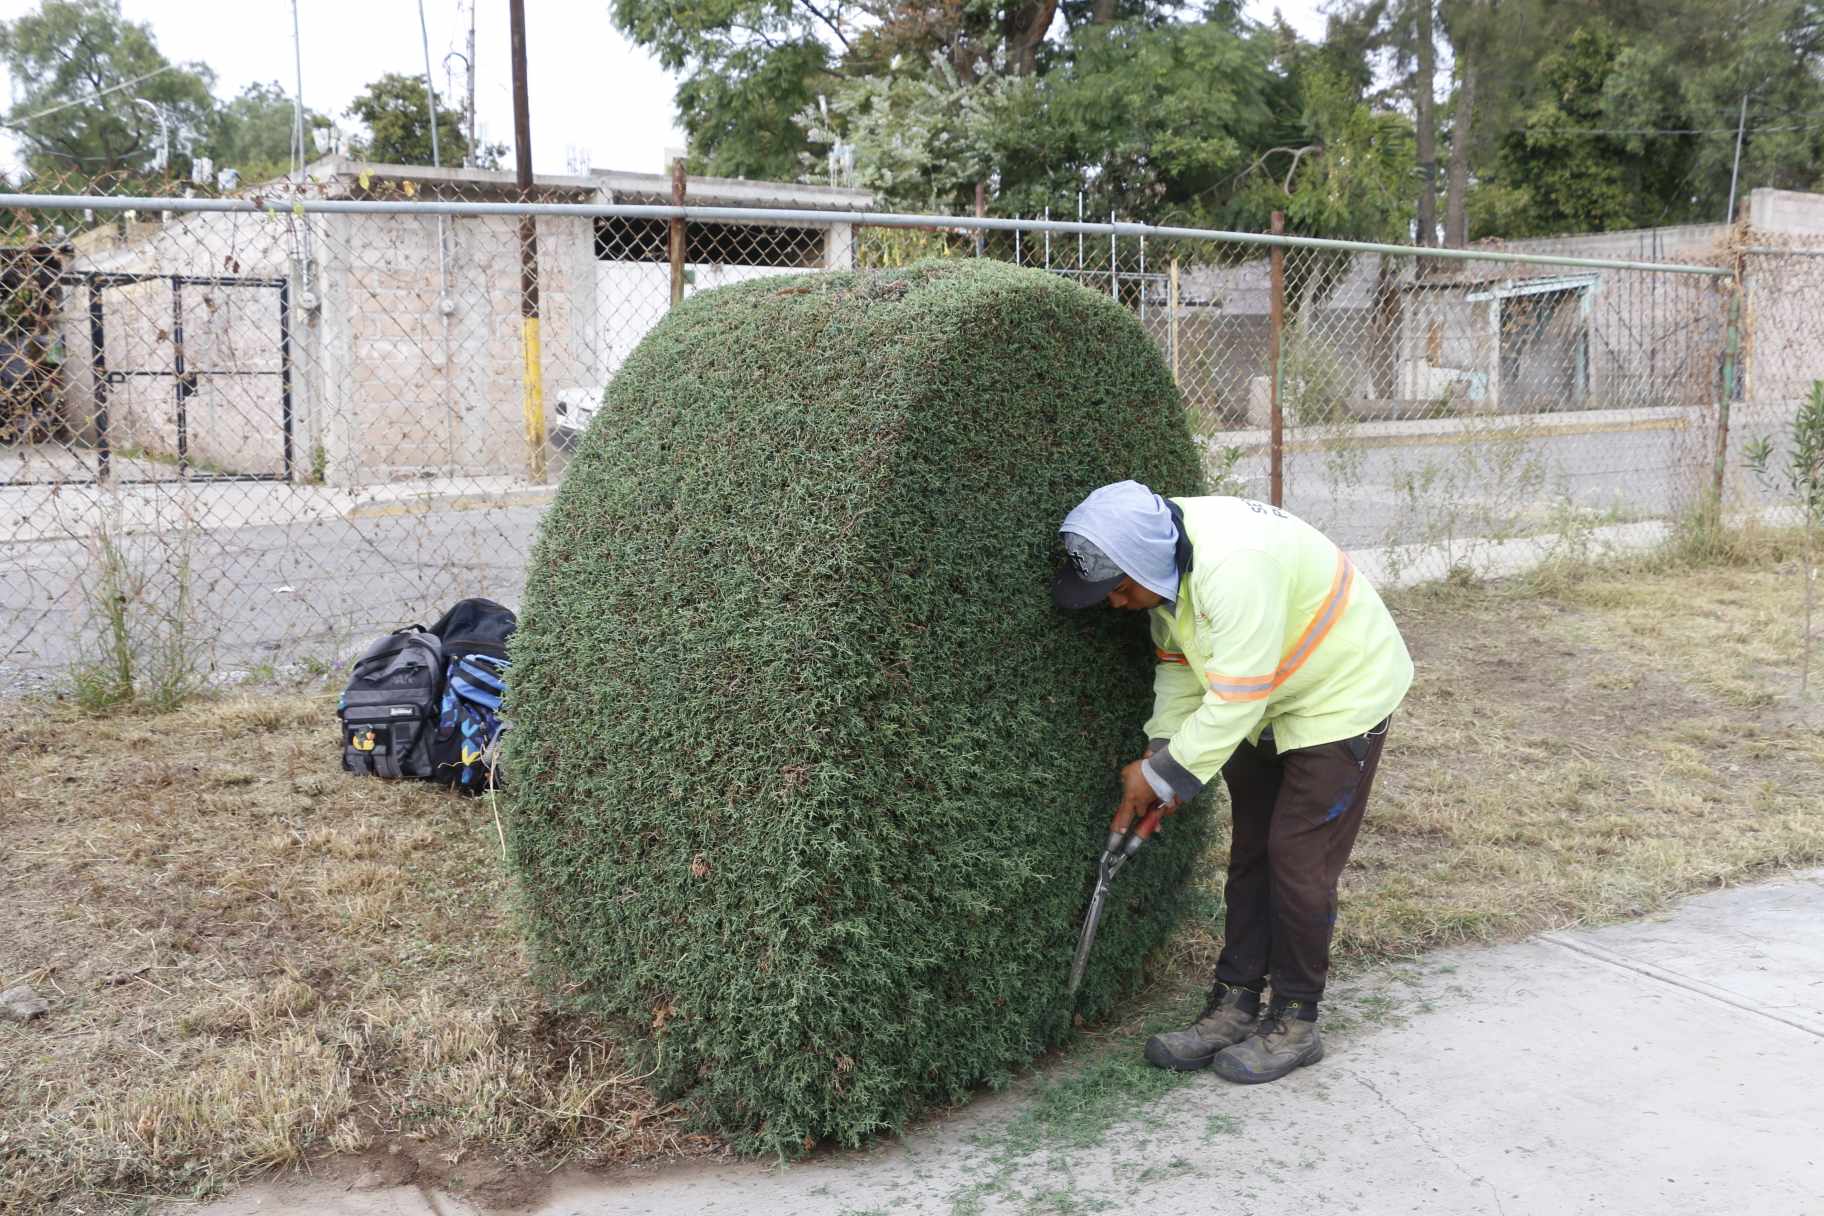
[
  {"xmin": 338, "ymin": 628, "xmax": 445, "ymax": 779},
  {"xmin": 425, "ymin": 598, "xmax": 517, "ymax": 793},
  {"xmin": 336, "ymin": 598, "xmax": 517, "ymax": 792}
]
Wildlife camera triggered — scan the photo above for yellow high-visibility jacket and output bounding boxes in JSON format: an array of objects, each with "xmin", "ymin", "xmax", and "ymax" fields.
[{"xmin": 1141, "ymin": 496, "xmax": 1413, "ymax": 803}]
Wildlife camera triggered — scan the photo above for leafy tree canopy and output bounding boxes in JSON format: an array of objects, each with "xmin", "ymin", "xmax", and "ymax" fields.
[
  {"xmin": 346, "ymin": 72, "xmax": 502, "ymax": 170},
  {"xmin": 0, "ymin": 0, "xmax": 214, "ymax": 188},
  {"xmin": 199, "ymin": 81, "xmax": 330, "ymax": 186}
]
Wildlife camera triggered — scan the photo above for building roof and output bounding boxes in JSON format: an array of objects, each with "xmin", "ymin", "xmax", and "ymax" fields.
[{"xmin": 302, "ymin": 155, "xmax": 876, "ymax": 213}]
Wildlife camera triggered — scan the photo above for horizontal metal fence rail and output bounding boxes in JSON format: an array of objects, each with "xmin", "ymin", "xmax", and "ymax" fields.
[
  {"xmin": 0, "ymin": 184, "xmax": 1804, "ymax": 699},
  {"xmin": 0, "ymin": 193, "xmax": 1732, "ymax": 277}
]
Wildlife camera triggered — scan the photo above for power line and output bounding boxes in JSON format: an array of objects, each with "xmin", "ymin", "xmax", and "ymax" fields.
[
  {"xmin": 1500, "ymin": 120, "xmax": 1824, "ymax": 136},
  {"xmin": 0, "ymin": 64, "xmax": 176, "ymax": 129}
]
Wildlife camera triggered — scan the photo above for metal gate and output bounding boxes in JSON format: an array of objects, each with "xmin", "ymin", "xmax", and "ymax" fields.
[{"xmin": 7, "ymin": 272, "xmax": 293, "ymax": 486}]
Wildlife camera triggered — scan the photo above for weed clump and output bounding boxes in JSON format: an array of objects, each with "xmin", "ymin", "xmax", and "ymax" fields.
[{"xmin": 505, "ymin": 259, "xmax": 1211, "ymax": 1154}]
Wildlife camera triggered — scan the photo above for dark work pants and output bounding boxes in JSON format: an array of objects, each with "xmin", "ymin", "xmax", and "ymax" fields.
[{"xmin": 1214, "ymin": 719, "xmax": 1389, "ymax": 1004}]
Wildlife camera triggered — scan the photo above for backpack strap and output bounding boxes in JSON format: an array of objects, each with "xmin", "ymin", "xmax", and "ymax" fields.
[{"xmin": 372, "ymin": 746, "xmax": 404, "ymax": 779}]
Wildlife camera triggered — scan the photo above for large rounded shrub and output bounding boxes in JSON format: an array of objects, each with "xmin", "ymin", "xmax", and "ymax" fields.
[{"xmin": 505, "ymin": 258, "xmax": 1211, "ymax": 1153}]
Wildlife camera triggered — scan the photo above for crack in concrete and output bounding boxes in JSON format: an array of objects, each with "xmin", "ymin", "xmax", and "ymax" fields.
[{"xmin": 1347, "ymin": 1069, "xmax": 1505, "ymax": 1215}]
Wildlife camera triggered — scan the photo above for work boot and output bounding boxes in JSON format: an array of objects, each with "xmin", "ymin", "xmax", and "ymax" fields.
[
  {"xmin": 1212, "ymin": 1000, "xmax": 1324, "ymax": 1084},
  {"xmin": 1143, "ymin": 983, "xmax": 1260, "ymax": 1071}
]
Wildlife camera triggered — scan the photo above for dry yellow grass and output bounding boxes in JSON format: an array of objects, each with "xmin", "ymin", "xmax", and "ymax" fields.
[
  {"xmin": 3, "ymin": 534, "xmax": 1822, "ymax": 1214},
  {"xmin": 0, "ymin": 695, "xmax": 711, "ymax": 1214}
]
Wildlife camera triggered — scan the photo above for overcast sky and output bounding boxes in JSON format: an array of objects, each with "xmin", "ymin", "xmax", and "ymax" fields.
[{"xmin": 0, "ymin": 0, "xmax": 1329, "ymax": 180}]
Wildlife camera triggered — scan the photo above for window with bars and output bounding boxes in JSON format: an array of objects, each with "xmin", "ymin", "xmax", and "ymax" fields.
[{"xmin": 594, "ymin": 217, "xmax": 826, "ymax": 268}]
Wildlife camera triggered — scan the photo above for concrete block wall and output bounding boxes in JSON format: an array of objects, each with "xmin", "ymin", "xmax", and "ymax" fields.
[{"xmin": 60, "ymin": 210, "xmax": 297, "ymax": 478}]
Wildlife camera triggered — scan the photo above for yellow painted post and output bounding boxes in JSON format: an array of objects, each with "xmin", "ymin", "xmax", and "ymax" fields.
[{"xmin": 522, "ymin": 314, "xmax": 546, "ymax": 482}]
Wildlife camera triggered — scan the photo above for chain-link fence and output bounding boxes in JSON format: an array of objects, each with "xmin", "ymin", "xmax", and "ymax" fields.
[{"xmin": 2, "ymin": 167, "xmax": 1806, "ymax": 696}]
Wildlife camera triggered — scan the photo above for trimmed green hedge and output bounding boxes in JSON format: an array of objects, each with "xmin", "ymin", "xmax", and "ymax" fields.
[{"xmin": 505, "ymin": 258, "xmax": 1211, "ymax": 1154}]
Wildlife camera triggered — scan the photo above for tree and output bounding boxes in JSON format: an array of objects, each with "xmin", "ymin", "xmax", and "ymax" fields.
[
  {"xmin": 346, "ymin": 72, "xmax": 499, "ymax": 169},
  {"xmin": 200, "ymin": 81, "xmax": 330, "ymax": 185},
  {"xmin": 1413, "ymin": 0, "xmax": 1437, "ymax": 244},
  {"xmin": 799, "ymin": 10, "xmax": 1296, "ymax": 224},
  {"xmin": 612, "ymin": 0, "xmax": 858, "ymax": 180},
  {"xmin": 1482, "ymin": 26, "xmax": 1685, "ymax": 235},
  {"xmin": 1227, "ymin": 30, "xmax": 1417, "ymax": 244},
  {"xmin": 1324, "ymin": 0, "xmax": 1441, "ymax": 242},
  {"xmin": 674, "ymin": 40, "xmax": 833, "ymax": 182},
  {"xmin": 616, "ymin": 0, "xmax": 1196, "ymax": 184},
  {"xmin": 0, "ymin": 0, "xmax": 214, "ymax": 187},
  {"xmin": 1438, "ymin": 0, "xmax": 1491, "ymax": 246},
  {"xmin": 1461, "ymin": 0, "xmax": 1824, "ymax": 238},
  {"xmin": 799, "ymin": 53, "xmax": 1016, "ymax": 213},
  {"xmin": 1000, "ymin": 18, "xmax": 1290, "ymax": 223}
]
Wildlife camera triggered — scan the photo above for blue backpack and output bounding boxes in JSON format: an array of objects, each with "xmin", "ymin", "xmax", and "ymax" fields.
[
  {"xmin": 433, "ymin": 651, "xmax": 510, "ymax": 793},
  {"xmin": 425, "ymin": 598, "xmax": 516, "ymax": 795}
]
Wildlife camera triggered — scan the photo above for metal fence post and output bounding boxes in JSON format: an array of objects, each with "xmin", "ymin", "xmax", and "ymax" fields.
[
  {"xmin": 670, "ymin": 159, "xmax": 687, "ymax": 306},
  {"xmin": 1714, "ymin": 249, "xmax": 1744, "ymax": 507},
  {"xmin": 510, "ymin": 0, "xmax": 546, "ymax": 484},
  {"xmin": 1109, "ymin": 213, "xmax": 1118, "ymax": 302},
  {"xmin": 1169, "ymin": 256, "xmax": 1180, "ymax": 387},
  {"xmin": 1269, "ymin": 211, "xmax": 1286, "ymax": 508}
]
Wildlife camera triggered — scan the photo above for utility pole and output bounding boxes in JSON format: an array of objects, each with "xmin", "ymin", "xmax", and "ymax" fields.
[
  {"xmin": 467, "ymin": 3, "xmax": 477, "ymax": 165},
  {"xmin": 511, "ymin": 0, "xmax": 546, "ymax": 482},
  {"xmin": 416, "ymin": 0, "xmax": 442, "ymax": 168},
  {"xmin": 288, "ymin": 0, "xmax": 307, "ymax": 178},
  {"xmin": 1726, "ymin": 92, "xmax": 1748, "ymax": 225}
]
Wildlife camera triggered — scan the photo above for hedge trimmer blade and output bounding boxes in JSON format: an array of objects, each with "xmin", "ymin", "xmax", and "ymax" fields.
[
  {"xmin": 1066, "ymin": 803, "xmax": 1167, "ymax": 1003},
  {"xmin": 1066, "ymin": 857, "xmax": 1115, "ymax": 1000}
]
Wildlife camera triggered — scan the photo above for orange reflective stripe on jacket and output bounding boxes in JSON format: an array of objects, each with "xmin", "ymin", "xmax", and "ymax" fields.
[{"xmin": 1203, "ymin": 552, "xmax": 1355, "ymax": 702}]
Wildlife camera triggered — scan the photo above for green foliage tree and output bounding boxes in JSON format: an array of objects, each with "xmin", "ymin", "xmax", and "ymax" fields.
[
  {"xmin": 199, "ymin": 81, "xmax": 329, "ymax": 186},
  {"xmin": 617, "ymin": 0, "xmax": 1213, "ymax": 191},
  {"xmin": 346, "ymin": 72, "xmax": 500, "ymax": 169},
  {"xmin": 0, "ymin": 0, "xmax": 214, "ymax": 188},
  {"xmin": 632, "ymin": 0, "xmax": 1824, "ymax": 239},
  {"xmin": 674, "ymin": 40, "xmax": 833, "ymax": 182},
  {"xmin": 800, "ymin": 12, "xmax": 1336, "ymax": 227},
  {"xmin": 1229, "ymin": 56, "xmax": 1417, "ymax": 243},
  {"xmin": 1322, "ymin": 0, "xmax": 1442, "ymax": 242},
  {"xmin": 991, "ymin": 18, "xmax": 1291, "ymax": 224},
  {"xmin": 612, "ymin": 0, "xmax": 858, "ymax": 182},
  {"xmin": 1483, "ymin": 26, "xmax": 1690, "ymax": 235},
  {"xmin": 1465, "ymin": 0, "xmax": 1824, "ymax": 237}
]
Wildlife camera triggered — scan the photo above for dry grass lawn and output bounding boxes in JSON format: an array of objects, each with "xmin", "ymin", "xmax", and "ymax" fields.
[
  {"xmin": 4, "ymin": 533, "xmax": 1822, "ymax": 1214},
  {"xmin": 1, "ymin": 698, "xmax": 713, "ymax": 1215}
]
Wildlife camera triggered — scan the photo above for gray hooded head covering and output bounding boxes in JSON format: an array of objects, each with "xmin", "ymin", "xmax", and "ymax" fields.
[{"xmin": 1053, "ymin": 480, "xmax": 1183, "ymax": 608}]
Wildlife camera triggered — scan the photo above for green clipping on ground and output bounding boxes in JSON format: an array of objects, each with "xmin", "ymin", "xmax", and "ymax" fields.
[{"xmin": 504, "ymin": 258, "xmax": 1211, "ymax": 1155}]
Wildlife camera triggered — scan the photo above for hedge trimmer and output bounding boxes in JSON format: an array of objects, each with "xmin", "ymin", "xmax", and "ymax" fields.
[{"xmin": 1066, "ymin": 801, "xmax": 1168, "ymax": 1001}]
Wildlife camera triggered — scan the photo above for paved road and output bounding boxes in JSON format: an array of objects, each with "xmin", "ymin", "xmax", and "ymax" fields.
[
  {"xmin": 183, "ymin": 869, "xmax": 1824, "ymax": 1216},
  {"xmin": 0, "ymin": 405, "xmax": 1797, "ymax": 689}
]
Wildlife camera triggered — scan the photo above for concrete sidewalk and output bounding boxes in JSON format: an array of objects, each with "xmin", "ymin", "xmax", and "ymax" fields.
[
  {"xmin": 1207, "ymin": 403, "xmax": 1698, "ymax": 455},
  {"xmin": 182, "ymin": 869, "xmax": 1824, "ymax": 1216}
]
